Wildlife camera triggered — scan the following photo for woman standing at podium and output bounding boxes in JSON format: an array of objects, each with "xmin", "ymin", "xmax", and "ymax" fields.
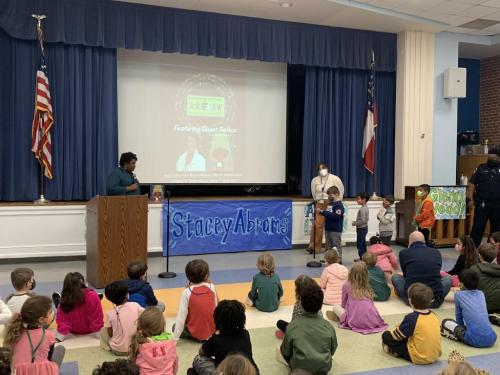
[{"xmin": 106, "ymin": 152, "xmax": 141, "ymax": 196}]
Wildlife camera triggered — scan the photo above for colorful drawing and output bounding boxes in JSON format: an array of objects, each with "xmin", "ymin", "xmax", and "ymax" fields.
[{"xmin": 429, "ymin": 186, "xmax": 466, "ymax": 220}]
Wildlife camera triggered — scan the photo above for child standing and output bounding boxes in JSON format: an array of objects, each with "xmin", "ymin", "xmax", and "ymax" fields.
[
  {"xmin": 125, "ymin": 261, "xmax": 165, "ymax": 312},
  {"xmin": 413, "ymin": 184, "xmax": 435, "ymax": 244},
  {"xmin": 173, "ymin": 259, "xmax": 217, "ymax": 341},
  {"xmin": 382, "ymin": 283, "xmax": 441, "ymax": 365},
  {"xmin": 248, "ymin": 254, "xmax": 283, "ymax": 312},
  {"xmin": 377, "ymin": 196, "xmax": 395, "ymax": 245},
  {"xmin": 276, "ymin": 275, "xmax": 323, "ymax": 337},
  {"xmin": 4, "ymin": 296, "xmax": 65, "ymax": 372},
  {"xmin": 326, "ymin": 262, "xmax": 387, "ymax": 334},
  {"xmin": 443, "ymin": 235, "xmax": 478, "ymax": 288},
  {"xmin": 189, "ymin": 300, "xmax": 258, "ymax": 375},
  {"xmin": 441, "ymin": 269, "xmax": 496, "ymax": 348},
  {"xmin": 6, "ymin": 268, "xmax": 35, "ymax": 314},
  {"xmin": 55, "ymin": 272, "xmax": 104, "ymax": 341},
  {"xmin": 352, "ymin": 192, "xmax": 370, "ymax": 260},
  {"xmin": 279, "ymin": 283, "xmax": 337, "ymax": 375},
  {"xmin": 362, "ymin": 252, "xmax": 391, "ymax": 302},
  {"xmin": 131, "ymin": 307, "xmax": 178, "ymax": 375},
  {"xmin": 368, "ymin": 236, "xmax": 398, "ymax": 284},
  {"xmin": 101, "ymin": 281, "xmax": 144, "ymax": 356},
  {"xmin": 318, "ymin": 186, "xmax": 344, "ymax": 263},
  {"xmin": 319, "ymin": 250, "xmax": 348, "ymax": 305}
]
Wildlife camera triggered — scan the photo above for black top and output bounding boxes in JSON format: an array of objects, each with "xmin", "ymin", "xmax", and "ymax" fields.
[
  {"xmin": 448, "ymin": 254, "xmax": 465, "ymax": 276},
  {"xmin": 399, "ymin": 241, "xmax": 443, "ymax": 297},
  {"xmin": 202, "ymin": 329, "xmax": 259, "ymax": 372},
  {"xmin": 470, "ymin": 163, "xmax": 500, "ymax": 205}
]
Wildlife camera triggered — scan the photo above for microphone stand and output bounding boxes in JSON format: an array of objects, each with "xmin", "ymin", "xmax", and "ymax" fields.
[
  {"xmin": 307, "ymin": 200, "xmax": 322, "ymax": 268},
  {"xmin": 159, "ymin": 190, "xmax": 177, "ymax": 278}
]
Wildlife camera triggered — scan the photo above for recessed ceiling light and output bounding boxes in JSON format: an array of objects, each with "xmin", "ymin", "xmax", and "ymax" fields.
[{"xmin": 280, "ymin": 2, "xmax": 293, "ymax": 8}]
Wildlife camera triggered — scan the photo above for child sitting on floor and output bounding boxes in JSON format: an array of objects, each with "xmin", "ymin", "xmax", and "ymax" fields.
[
  {"xmin": 490, "ymin": 231, "xmax": 500, "ymax": 264},
  {"xmin": 215, "ymin": 354, "xmax": 257, "ymax": 375},
  {"xmin": 248, "ymin": 254, "xmax": 283, "ymax": 312},
  {"xmin": 173, "ymin": 259, "xmax": 217, "ymax": 341},
  {"xmin": 189, "ymin": 300, "xmax": 258, "ymax": 375},
  {"xmin": 124, "ymin": 261, "xmax": 165, "ymax": 312},
  {"xmin": 368, "ymin": 236, "xmax": 398, "ymax": 284},
  {"xmin": 441, "ymin": 269, "xmax": 496, "ymax": 348},
  {"xmin": 55, "ymin": 272, "xmax": 103, "ymax": 341},
  {"xmin": 5, "ymin": 268, "xmax": 36, "ymax": 314},
  {"xmin": 130, "ymin": 307, "xmax": 178, "ymax": 375},
  {"xmin": 93, "ymin": 359, "xmax": 139, "ymax": 375},
  {"xmin": 101, "ymin": 281, "xmax": 144, "ymax": 356},
  {"xmin": 319, "ymin": 249, "xmax": 348, "ymax": 305},
  {"xmin": 362, "ymin": 252, "xmax": 391, "ymax": 302},
  {"xmin": 382, "ymin": 282, "xmax": 441, "ymax": 365},
  {"xmin": 4, "ymin": 296, "xmax": 65, "ymax": 373},
  {"xmin": 278, "ymin": 283, "xmax": 337, "ymax": 375},
  {"xmin": 327, "ymin": 262, "xmax": 387, "ymax": 334},
  {"xmin": 276, "ymin": 275, "xmax": 323, "ymax": 338},
  {"xmin": 442, "ymin": 235, "xmax": 478, "ymax": 288}
]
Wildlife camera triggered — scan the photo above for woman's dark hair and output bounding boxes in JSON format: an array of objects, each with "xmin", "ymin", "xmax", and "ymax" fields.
[
  {"xmin": 459, "ymin": 235, "xmax": 478, "ymax": 269},
  {"xmin": 60, "ymin": 272, "xmax": 86, "ymax": 313},
  {"xmin": 316, "ymin": 162, "xmax": 328, "ymax": 170},
  {"xmin": 459, "ymin": 269, "xmax": 479, "ymax": 291},
  {"xmin": 119, "ymin": 152, "xmax": 137, "ymax": 167},
  {"xmin": 214, "ymin": 300, "xmax": 246, "ymax": 336},
  {"xmin": 105, "ymin": 281, "xmax": 128, "ymax": 306}
]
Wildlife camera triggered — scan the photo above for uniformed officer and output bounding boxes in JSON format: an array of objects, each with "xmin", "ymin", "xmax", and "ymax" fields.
[{"xmin": 467, "ymin": 150, "xmax": 500, "ymax": 246}]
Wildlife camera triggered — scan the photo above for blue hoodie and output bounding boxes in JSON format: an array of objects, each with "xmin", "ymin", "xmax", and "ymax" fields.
[
  {"xmin": 124, "ymin": 279, "xmax": 158, "ymax": 308},
  {"xmin": 320, "ymin": 200, "xmax": 344, "ymax": 233}
]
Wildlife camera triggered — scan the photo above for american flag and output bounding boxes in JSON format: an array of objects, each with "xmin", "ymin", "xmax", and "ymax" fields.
[
  {"xmin": 362, "ymin": 51, "xmax": 378, "ymax": 174},
  {"xmin": 31, "ymin": 24, "xmax": 53, "ymax": 179}
]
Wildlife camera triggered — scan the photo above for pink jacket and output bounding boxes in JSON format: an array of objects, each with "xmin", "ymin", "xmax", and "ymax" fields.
[
  {"xmin": 369, "ymin": 244, "xmax": 398, "ymax": 273},
  {"xmin": 319, "ymin": 263, "xmax": 348, "ymax": 305},
  {"xmin": 56, "ymin": 288, "xmax": 104, "ymax": 335},
  {"xmin": 136, "ymin": 339, "xmax": 178, "ymax": 375}
]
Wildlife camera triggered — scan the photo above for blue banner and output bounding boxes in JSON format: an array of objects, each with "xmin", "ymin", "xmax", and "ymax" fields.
[{"xmin": 162, "ymin": 200, "xmax": 292, "ymax": 255}]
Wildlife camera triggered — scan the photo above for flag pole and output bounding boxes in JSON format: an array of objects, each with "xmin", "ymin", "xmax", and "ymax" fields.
[
  {"xmin": 33, "ymin": 14, "xmax": 50, "ymax": 205},
  {"xmin": 370, "ymin": 50, "xmax": 380, "ymax": 200}
]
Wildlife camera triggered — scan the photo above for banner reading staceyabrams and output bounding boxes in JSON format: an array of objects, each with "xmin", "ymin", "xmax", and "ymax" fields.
[{"xmin": 163, "ymin": 200, "xmax": 292, "ymax": 255}]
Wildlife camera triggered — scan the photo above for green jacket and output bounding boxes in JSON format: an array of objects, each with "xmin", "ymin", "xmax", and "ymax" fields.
[
  {"xmin": 281, "ymin": 312, "xmax": 337, "ymax": 375},
  {"xmin": 471, "ymin": 263, "xmax": 500, "ymax": 313},
  {"xmin": 367, "ymin": 265, "xmax": 391, "ymax": 302},
  {"xmin": 106, "ymin": 168, "xmax": 140, "ymax": 196},
  {"xmin": 249, "ymin": 272, "xmax": 283, "ymax": 312}
]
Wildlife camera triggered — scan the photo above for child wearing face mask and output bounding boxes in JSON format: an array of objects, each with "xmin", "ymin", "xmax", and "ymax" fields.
[
  {"xmin": 318, "ymin": 186, "xmax": 345, "ymax": 263},
  {"xmin": 413, "ymin": 184, "xmax": 435, "ymax": 244},
  {"xmin": 6, "ymin": 268, "xmax": 36, "ymax": 314}
]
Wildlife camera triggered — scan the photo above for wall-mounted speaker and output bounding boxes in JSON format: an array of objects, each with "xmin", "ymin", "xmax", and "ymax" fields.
[{"xmin": 444, "ymin": 67, "xmax": 466, "ymax": 99}]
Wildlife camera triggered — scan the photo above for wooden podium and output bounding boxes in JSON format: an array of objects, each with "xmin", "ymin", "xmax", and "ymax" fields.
[{"xmin": 86, "ymin": 195, "xmax": 148, "ymax": 288}]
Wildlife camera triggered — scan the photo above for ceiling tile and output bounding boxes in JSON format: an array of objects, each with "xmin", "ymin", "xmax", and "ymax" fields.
[
  {"xmin": 395, "ymin": 0, "xmax": 445, "ymax": 13},
  {"xmin": 419, "ymin": 11, "xmax": 474, "ymax": 26},
  {"xmin": 458, "ymin": 0, "xmax": 490, "ymax": 4},
  {"xmin": 429, "ymin": 1, "xmax": 474, "ymax": 14},
  {"xmin": 482, "ymin": 0, "xmax": 500, "ymax": 8},
  {"xmin": 369, "ymin": 0, "xmax": 406, "ymax": 10},
  {"xmin": 456, "ymin": 5, "xmax": 499, "ymax": 17}
]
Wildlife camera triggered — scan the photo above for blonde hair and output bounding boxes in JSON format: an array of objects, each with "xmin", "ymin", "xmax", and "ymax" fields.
[
  {"xmin": 362, "ymin": 251, "xmax": 377, "ymax": 266},
  {"xmin": 348, "ymin": 262, "xmax": 373, "ymax": 300},
  {"xmin": 129, "ymin": 307, "xmax": 166, "ymax": 358},
  {"xmin": 324, "ymin": 249, "xmax": 339, "ymax": 265},
  {"xmin": 257, "ymin": 254, "xmax": 275, "ymax": 275},
  {"xmin": 441, "ymin": 361, "xmax": 477, "ymax": 375},
  {"xmin": 215, "ymin": 354, "xmax": 256, "ymax": 375}
]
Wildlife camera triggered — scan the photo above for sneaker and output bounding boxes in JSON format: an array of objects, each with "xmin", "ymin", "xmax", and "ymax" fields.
[
  {"xmin": 275, "ymin": 330, "xmax": 285, "ymax": 340},
  {"xmin": 489, "ymin": 313, "xmax": 500, "ymax": 326},
  {"xmin": 382, "ymin": 343, "xmax": 399, "ymax": 358},
  {"xmin": 440, "ymin": 324, "xmax": 458, "ymax": 341},
  {"xmin": 326, "ymin": 310, "xmax": 339, "ymax": 322},
  {"xmin": 52, "ymin": 292, "xmax": 61, "ymax": 309}
]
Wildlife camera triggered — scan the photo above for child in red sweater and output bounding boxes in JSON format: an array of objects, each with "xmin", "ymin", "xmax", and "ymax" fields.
[
  {"xmin": 413, "ymin": 184, "xmax": 435, "ymax": 244},
  {"xmin": 55, "ymin": 272, "xmax": 104, "ymax": 341}
]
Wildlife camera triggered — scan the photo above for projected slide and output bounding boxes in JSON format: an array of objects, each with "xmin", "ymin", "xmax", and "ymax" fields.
[{"xmin": 118, "ymin": 50, "xmax": 287, "ymax": 184}]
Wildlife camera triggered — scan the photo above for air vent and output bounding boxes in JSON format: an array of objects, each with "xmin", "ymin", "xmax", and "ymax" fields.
[{"xmin": 458, "ymin": 19, "xmax": 500, "ymax": 30}]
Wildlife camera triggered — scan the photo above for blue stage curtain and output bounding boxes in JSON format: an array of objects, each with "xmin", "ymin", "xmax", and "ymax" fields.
[
  {"xmin": 0, "ymin": 0, "xmax": 396, "ymax": 72},
  {"xmin": 301, "ymin": 66, "xmax": 395, "ymax": 197},
  {"xmin": 0, "ymin": 29, "xmax": 117, "ymax": 201}
]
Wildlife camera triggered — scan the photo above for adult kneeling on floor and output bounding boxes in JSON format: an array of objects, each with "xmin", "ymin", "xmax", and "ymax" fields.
[{"xmin": 392, "ymin": 231, "xmax": 452, "ymax": 308}]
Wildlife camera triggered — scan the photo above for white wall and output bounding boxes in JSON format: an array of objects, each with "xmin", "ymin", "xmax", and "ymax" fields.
[{"xmin": 0, "ymin": 201, "xmax": 394, "ymax": 259}]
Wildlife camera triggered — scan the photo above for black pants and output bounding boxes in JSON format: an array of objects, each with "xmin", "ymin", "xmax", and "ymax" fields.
[
  {"xmin": 418, "ymin": 227, "xmax": 430, "ymax": 245},
  {"xmin": 382, "ymin": 331, "xmax": 411, "ymax": 362},
  {"xmin": 276, "ymin": 319, "xmax": 288, "ymax": 332},
  {"xmin": 471, "ymin": 203, "xmax": 500, "ymax": 247}
]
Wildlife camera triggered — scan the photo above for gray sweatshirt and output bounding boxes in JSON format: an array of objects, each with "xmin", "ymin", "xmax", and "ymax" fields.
[
  {"xmin": 354, "ymin": 205, "xmax": 369, "ymax": 229},
  {"xmin": 377, "ymin": 206, "xmax": 395, "ymax": 234}
]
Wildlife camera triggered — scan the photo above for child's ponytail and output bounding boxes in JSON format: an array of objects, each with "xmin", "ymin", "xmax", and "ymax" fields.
[
  {"xmin": 129, "ymin": 330, "xmax": 146, "ymax": 359},
  {"xmin": 3, "ymin": 313, "xmax": 24, "ymax": 347},
  {"xmin": 129, "ymin": 307, "xmax": 165, "ymax": 359}
]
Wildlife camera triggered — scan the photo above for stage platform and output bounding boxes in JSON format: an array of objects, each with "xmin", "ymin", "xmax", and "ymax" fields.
[{"xmin": 0, "ymin": 196, "xmax": 393, "ymax": 260}]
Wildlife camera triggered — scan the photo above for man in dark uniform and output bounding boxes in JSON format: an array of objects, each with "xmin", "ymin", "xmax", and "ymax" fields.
[
  {"xmin": 106, "ymin": 152, "xmax": 141, "ymax": 195},
  {"xmin": 467, "ymin": 150, "xmax": 500, "ymax": 246}
]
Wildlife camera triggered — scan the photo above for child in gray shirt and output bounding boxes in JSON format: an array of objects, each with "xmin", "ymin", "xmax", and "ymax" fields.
[{"xmin": 352, "ymin": 192, "xmax": 370, "ymax": 260}]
